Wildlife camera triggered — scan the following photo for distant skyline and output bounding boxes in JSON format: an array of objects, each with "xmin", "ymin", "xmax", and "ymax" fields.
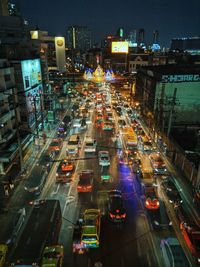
[{"xmin": 15, "ymin": 0, "xmax": 200, "ymax": 47}]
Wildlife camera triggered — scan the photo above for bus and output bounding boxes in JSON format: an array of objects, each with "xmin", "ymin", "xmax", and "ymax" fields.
[
  {"xmin": 8, "ymin": 200, "xmax": 62, "ymax": 267},
  {"xmin": 81, "ymin": 209, "xmax": 101, "ymax": 248}
]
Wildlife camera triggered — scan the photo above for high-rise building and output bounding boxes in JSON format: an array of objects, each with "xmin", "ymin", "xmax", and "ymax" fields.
[
  {"xmin": 0, "ymin": 0, "xmax": 8, "ymax": 16},
  {"xmin": 138, "ymin": 28, "xmax": 145, "ymax": 45},
  {"xmin": 66, "ymin": 25, "xmax": 92, "ymax": 52},
  {"xmin": 153, "ymin": 30, "xmax": 159, "ymax": 44},
  {"xmin": 128, "ymin": 29, "xmax": 137, "ymax": 47},
  {"xmin": 170, "ymin": 37, "xmax": 200, "ymax": 55}
]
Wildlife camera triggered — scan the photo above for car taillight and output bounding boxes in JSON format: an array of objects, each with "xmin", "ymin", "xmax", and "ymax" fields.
[
  {"xmin": 156, "ymin": 201, "xmax": 160, "ymax": 206},
  {"xmin": 77, "ymin": 186, "xmax": 82, "ymax": 189},
  {"xmin": 86, "ymin": 185, "xmax": 92, "ymax": 189},
  {"xmin": 145, "ymin": 200, "xmax": 150, "ymax": 206},
  {"xmin": 121, "ymin": 213, "xmax": 126, "ymax": 218},
  {"xmin": 109, "ymin": 213, "xmax": 115, "ymax": 218}
]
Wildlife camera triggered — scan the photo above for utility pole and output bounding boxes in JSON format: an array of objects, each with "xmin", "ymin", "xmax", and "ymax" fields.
[
  {"xmin": 167, "ymin": 87, "xmax": 177, "ymax": 137},
  {"xmin": 12, "ymin": 88, "xmax": 24, "ymax": 172},
  {"xmin": 159, "ymin": 82, "xmax": 165, "ymax": 129},
  {"xmin": 33, "ymin": 96, "xmax": 39, "ymax": 138},
  {"xmin": 39, "ymin": 93, "xmax": 44, "ymax": 130}
]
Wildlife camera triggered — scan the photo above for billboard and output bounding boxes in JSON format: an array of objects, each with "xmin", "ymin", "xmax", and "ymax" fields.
[
  {"xmin": 55, "ymin": 36, "xmax": 66, "ymax": 72},
  {"xmin": 21, "ymin": 59, "xmax": 43, "ymax": 127},
  {"xmin": 111, "ymin": 41, "xmax": 129, "ymax": 54}
]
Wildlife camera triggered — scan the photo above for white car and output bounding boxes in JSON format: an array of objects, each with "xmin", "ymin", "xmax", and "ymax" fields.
[
  {"xmin": 98, "ymin": 151, "xmax": 110, "ymax": 166},
  {"xmin": 73, "ymin": 118, "xmax": 87, "ymax": 129},
  {"xmin": 73, "ymin": 118, "xmax": 82, "ymax": 128},
  {"xmin": 105, "ymin": 105, "xmax": 112, "ymax": 112},
  {"xmin": 86, "ymin": 116, "xmax": 92, "ymax": 125},
  {"xmin": 84, "ymin": 137, "xmax": 97, "ymax": 153}
]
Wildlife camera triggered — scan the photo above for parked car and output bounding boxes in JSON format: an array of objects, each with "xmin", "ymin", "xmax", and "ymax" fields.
[{"xmin": 161, "ymin": 177, "xmax": 183, "ymax": 207}]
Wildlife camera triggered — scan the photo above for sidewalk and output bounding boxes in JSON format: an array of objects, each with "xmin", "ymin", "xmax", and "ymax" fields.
[
  {"xmin": 0, "ymin": 104, "xmax": 71, "ymax": 211},
  {"xmin": 139, "ymin": 115, "xmax": 200, "ymax": 226}
]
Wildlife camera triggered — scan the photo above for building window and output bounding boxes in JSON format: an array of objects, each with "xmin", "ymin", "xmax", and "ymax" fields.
[{"xmin": 4, "ymin": 74, "xmax": 11, "ymax": 82}]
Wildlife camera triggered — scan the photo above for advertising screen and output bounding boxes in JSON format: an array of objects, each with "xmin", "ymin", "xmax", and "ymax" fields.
[
  {"xmin": 111, "ymin": 41, "xmax": 129, "ymax": 54},
  {"xmin": 21, "ymin": 59, "xmax": 43, "ymax": 127}
]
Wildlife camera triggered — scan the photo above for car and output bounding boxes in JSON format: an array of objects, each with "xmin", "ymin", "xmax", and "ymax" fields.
[
  {"xmin": 144, "ymin": 184, "xmax": 160, "ymax": 210},
  {"xmin": 95, "ymin": 113, "xmax": 104, "ymax": 122},
  {"xmin": 105, "ymin": 105, "xmax": 112, "ymax": 112},
  {"xmin": 73, "ymin": 118, "xmax": 82, "ymax": 128},
  {"xmin": 38, "ymin": 149, "xmax": 55, "ymax": 173},
  {"xmin": 101, "ymin": 166, "xmax": 111, "ymax": 182},
  {"xmin": 102, "ymin": 121, "xmax": 114, "ymax": 131},
  {"xmin": 41, "ymin": 245, "xmax": 64, "ymax": 267},
  {"xmin": 81, "ymin": 209, "xmax": 101, "ymax": 248},
  {"xmin": 116, "ymin": 107, "xmax": 122, "ymax": 116},
  {"xmin": 160, "ymin": 238, "xmax": 191, "ymax": 267},
  {"xmin": 56, "ymin": 159, "xmax": 75, "ymax": 183},
  {"xmin": 131, "ymin": 119, "xmax": 139, "ymax": 128},
  {"xmin": 0, "ymin": 244, "xmax": 8, "ymax": 267},
  {"xmin": 24, "ymin": 165, "xmax": 47, "ymax": 196},
  {"xmin": 147, "ymin": 201, "xmax": 172, "ymax": 229},
  {"xmin": 49, "ymin": 138, "xmax": 63, "ymax": 155},
  {"xmin": 149, "ymin": 152, "xmax": 167, "ymax": 175},
  {"xmin": 85, "ymin": 116, "xmax": 92, "ymax": 125},
  {"xmin": 98, "ymin": 151, "xmax": 110, "ymax": 166},
  {"xmin": 108, "ymin": 190, "xmax": 126, "ymax": 222},
  {"xmin": 62, "ymin": 115, "xmax": 72, "ymax": 126},
  {"xmin": 106, "ymin": 112, "xmax": 114, "ymax": 121},
  {"xmin": 162, "ymin": 177, "xmax": 183, "ymax": 207},
  {"xmin": 84, "ymin": 137, "xmax": 97, "ymax": 153},
  {"xmin": 57, "ymin": 122, "xmax": 67, "ymax": 138},
  {"xmin": 66, "ymin": 134, "xmax": 80, "ymax": 156},
  {"xmin": 77, "ymin": 170, "xmax": 93, "ymax": 193},
  {"xmin": 127, "ymin": 108, "xmax": 135, "ymax": 118},
  {"xmin": 142, "ymin": 140, "xmax": 154, "ymax": 154},
  {"xmin": 118, "ymin": 119, "xmax": 127, "ymax": 128},
  {"xmin": 180, "ymin": 219, "xmax": 200, "ymax": 264}
]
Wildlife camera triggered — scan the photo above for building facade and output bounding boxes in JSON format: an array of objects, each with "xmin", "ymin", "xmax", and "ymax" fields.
[
  {"xmin": 66, "ymin": 25, "xmax": 92, "ymax": 52},
  {"xmin": 171, "ymin": 37, "xmax": 200, "ymax": 55},
  {"xmin": 0, "ymin": 59, "xmax": 20, "ymax": 174},
  {"xmin": 135, "ymin": 65, "xmax": 200, "ymax": 131}
]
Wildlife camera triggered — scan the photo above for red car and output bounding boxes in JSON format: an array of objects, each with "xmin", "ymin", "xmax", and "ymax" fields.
[
  {"xmin": 49, "ymin": 138, "xmax": 63, "ymax": 155},
  {"xmin": 180, "ymin": 222, "xmax": 200, "ymax": 263},
  {"xmin": 144, "ymin": 184, "xmax": 160, "ymax": 210},
  {"xmin": 77, "ymin": 170, "xmax": 93, "ymax": 193}
]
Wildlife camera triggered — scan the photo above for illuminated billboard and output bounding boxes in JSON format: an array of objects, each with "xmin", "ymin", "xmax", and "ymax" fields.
[
  {"xmin": 21, "ymin": 59, "xmax": 43, "ymax": 127},
  {"xmin": 111, "ymin": 41, "xmax": 129, "ymax": 54},
  {"xmin": 55, "ymin": 36, "xmax": 66, "ymax": 72}
]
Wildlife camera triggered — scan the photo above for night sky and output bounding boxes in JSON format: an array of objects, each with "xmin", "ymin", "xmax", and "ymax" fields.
[{"xmin": 15, "ymin": 0, "xmax": 200, "ymax": 47}]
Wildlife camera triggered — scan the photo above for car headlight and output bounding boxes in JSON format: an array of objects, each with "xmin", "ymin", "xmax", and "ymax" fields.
[
  {"xmin": 154, "ymin": 220, "xmax": 159, "ymax": 226},
  {"xmin": 34, "ymin": 186, "xmax": 39, "ymax": 191},
  {"xmin": 169, "ymin": 199, "xmax": 173, "ymax": 203},
  {"xmin": 169, "ymin": 221, "xmax": 172, "ymax": 226}
]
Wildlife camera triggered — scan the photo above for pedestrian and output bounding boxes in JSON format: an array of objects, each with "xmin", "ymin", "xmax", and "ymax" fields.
[
  {"xmin": 47, "ymin": 123, "xmax": 50, "ymax": 132},
  {"xmin": 4, "ymin": 184, "xmax": 9, "ymax": 196}
]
